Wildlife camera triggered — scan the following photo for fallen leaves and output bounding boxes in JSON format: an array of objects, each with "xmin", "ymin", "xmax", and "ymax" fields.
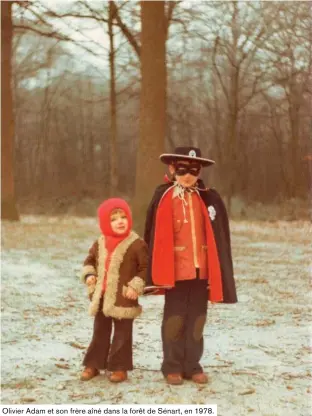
[
  {"xmin": 238, "ymin": 388, "xmax": 256, "ymax": 395},
  {"xmin": 26, "ymin": 334, "xmax": 41, "ymax": 341},
  {"xmin": 55, "ymin": 363, "xmax": 70, "ymax": 370},
  {"xmin": 37, "ymin": 306, "xmax": 67, "ymax": 317},
  {"xmin": 232, "ymin": 370, "xmax": 257, "ymax": 376},
  {"xmin": 68, "ymin": 342, "xmax": 86, "ymax": 350},
  {"xmin": 276, "ymin": 290, "xmax": 295, "ymax": 299},
  {"xmin": 110, "ymin": 392, "xmax": 123, "ymax": 403},
  {"xmin": 280, "ymin": 371, "xmax": 311, "ymax": 380},
  {"xmin": 210, "ymin": 364, "xmax": 233, "ymax": 368},
  {"xmin": 21, "ymin": 397, "xmax": 36, "ymax": 403},
  {"xmin": 69, "ymin": 393, "xmax": 90, "ymax": 400},
  {"xmin": 253, "ymin": 278, "xmax": 269, "ymax": 284},
  {"xmin": 253, "ymin": 319, "xmax": 276, "ymax": 327},
  {"xmin": 13, "ymin": 380, "xmax": 36, "ymax": 390},
  {"xmin": 214, "ymin": 354, "xmax": 234, "ymax": 365}
]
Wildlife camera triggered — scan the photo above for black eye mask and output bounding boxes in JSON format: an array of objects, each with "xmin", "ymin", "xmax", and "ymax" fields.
[{"xmin": 175, "ymin": 164, "xmax": 201, "ymax": 176}]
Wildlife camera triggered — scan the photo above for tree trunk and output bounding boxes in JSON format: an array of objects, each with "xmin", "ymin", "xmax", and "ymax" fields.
[
  {"xmin": 288, "ymin": 85, "xmax": 301, "ymax": 198},
  {"xmin": 226, "ymin": 1, "xmax": 240, "ymax": 216},
  {"xmin": 38, "ymin": 54, "xmax": 52, "ymax": 197},
  {"xmin": 1, "ymin": 1, "xmax": 19, "ymax": 220},
  {"xmin": 134, "ymin": 1, "xmax": 167, "ymax": 232},
  {"xmin": 109, "ymin": 2, "xmax": 118, "ymax": 196}
]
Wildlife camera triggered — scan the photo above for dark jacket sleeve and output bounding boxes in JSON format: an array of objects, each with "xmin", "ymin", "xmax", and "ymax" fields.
[
  {"xmin": 128, "ymin": 240, "xmax": 149, "ymax": 296},
  {"xmin": 81, "ymin": 240, "xmax": 98, "ymax": 283},
  {"xmin": 135, "ymin": 240, "xmax": 149, "ymax": 281}
]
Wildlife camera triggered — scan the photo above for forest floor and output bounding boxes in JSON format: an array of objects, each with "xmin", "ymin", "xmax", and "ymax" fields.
[{"xmin": 1, "ymin": 216, "xmax": 311, "ymax": 416}]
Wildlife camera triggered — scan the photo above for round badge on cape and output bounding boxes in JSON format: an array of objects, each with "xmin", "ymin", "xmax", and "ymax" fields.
[
  {"xmin": 189, "ymin": 150, "xmax": 196, "ymax": 157},
  {"xmin": 208, "ymin": 205, "xmax": 216, "ymax": 221}
]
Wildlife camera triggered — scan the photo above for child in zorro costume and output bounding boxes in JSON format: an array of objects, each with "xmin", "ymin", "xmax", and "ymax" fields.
[
  {"xmin": 81, "ymin": 198, "xmax": 148, "ymax": 383},
  {"xmin": 144, "ymin": 147, "xmax": 237, "ymax": 385}
]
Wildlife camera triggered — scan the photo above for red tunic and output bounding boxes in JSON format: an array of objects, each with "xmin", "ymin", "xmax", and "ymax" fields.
[
  {"xmin": 172, "ymin": 190, "xmax": 208, "ymax": 281},
  {"xmin": 152, "ymin": 186, "xmax": 223, "ymax": 302}
]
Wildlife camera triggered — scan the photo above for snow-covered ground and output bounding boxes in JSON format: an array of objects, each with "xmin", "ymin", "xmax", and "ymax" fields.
[{"xmin": 1, "ymin": 217, "xmax": 311, "ymax": 415}]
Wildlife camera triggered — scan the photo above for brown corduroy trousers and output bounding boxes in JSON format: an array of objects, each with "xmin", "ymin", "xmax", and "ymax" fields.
[
  {"xmin": 83, "ymin": 298, "xmax": 134, "ymax": 371},
  {"xmin": 161, "ymin": 278, "xmax": 209, "ymax": 378}
]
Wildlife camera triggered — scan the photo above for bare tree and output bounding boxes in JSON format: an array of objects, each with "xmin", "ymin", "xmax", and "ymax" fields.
[
  {"xmin": 265, "ymin": 2, "xmax": 312, "ymax": 197},
  {"xmin": 8, "ymin": 1, "xmax": 310, "ymax": 217},
  {"xmin": 43, "ymin": 0, "xmax": 137, "ymax": 195},
  {"xmin": 133, "ymin": 1, "xmax": 167, "ymax": 231},
  {"xmin": 209, "ymin": 2, "xmax": 287, "ymax": 210},
  {"xmin": 2, "ymin": 1, "xmax": 19, "ymax": 220},
  {"xmin": 108, "ymin": 2, "xmax": 118, "ymax": 195}
]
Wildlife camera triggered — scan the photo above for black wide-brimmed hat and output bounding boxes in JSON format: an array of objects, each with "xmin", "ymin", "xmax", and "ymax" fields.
[{"xmin": 160, "ymin": 146, "xmax": 215, "ymax": 167}]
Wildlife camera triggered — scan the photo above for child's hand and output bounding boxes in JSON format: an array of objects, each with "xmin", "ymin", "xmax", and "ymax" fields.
[
  {"xmin": 86, "ymin": 275, "xmax": 96, "ymax": 286},
  {"xmin": 125, "ymin": 286, "xmax": 138, "ymax": 300}
]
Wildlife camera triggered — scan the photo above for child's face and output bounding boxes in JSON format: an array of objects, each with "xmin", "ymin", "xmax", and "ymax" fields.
[
  {"xmin": 169, "ymin": 161, "xmax": 201, "ymax": 188},
  {"xmin": 110, "ymin": 209, "xmax": 129, "ymax": 234}
]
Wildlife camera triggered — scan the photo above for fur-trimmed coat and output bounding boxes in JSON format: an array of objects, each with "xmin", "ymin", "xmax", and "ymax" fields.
[{"xmin": 81, "ymin": 231, "xmax": 148, "ymax": 319}]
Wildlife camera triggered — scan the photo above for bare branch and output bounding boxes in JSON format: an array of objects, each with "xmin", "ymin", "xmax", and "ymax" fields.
[
  {"xmin": 111, "ymin": 1, "xmax": 140, "ymax": 59},
  {"xmin": 14, "ymin": 24, "xmax": 70, "ymax": 41},
  {"xmin": 212, "ymin": 35, "xmax": 230, "ymax": 105},
  {"xmin": 165, "ymin": 1, "xmax": 180, "ymax": 39},
  {"xmin": 77, "ymin": 0, "xmax": 108, "ymax": 21},
  {"xmin": 14, "ymin": 23, "xmax": 101, "ymax": 58},
  {"xmin": 45, "ymin": 9, "xmax": 108, "ymax": 23}
]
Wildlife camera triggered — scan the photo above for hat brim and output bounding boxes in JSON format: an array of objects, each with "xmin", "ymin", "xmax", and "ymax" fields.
[{"xmin": 159, "ymin": 153, "xmax": 215, "ymax": 167}]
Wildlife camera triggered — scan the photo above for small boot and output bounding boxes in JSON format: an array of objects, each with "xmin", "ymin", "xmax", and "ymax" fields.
[
  {"xmin": 80, "ymin": 367, "xmax": 99, "ymax": 381},
  {"xmin": 108, "ymin": 371, "xmax": 128, "ymax": 383},
  {"xmin": 191, "ymin": 372, "xmax": 208, "ymax": 384},
  {"xmin": 165, "ymin": 373, "xmax": 183, "ymax": 385}
]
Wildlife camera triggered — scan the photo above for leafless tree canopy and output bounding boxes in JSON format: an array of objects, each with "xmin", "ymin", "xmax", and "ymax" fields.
[{"xmin": 3, "ymin": 0, "xmax": 311, "ymax": 218}]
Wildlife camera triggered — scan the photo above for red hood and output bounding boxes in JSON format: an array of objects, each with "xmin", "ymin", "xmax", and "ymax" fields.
[{"xmin": 97, "ymin": 198, "xmax": 132, "ymax": 237}]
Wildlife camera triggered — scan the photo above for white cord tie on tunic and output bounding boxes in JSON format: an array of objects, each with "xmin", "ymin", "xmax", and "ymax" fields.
[
  {"xmin": 174, "ymin": 183, "xmax": 196, "ymax": 223},
  {"xmin": 172, "ymin": 181, "xmax": 209, "ymax": 224}
]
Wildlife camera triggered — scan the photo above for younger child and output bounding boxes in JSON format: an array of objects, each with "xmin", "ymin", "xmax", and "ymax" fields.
[{"xmin": 80, "ymin": 198, "xmax": 148, "ymax": 383}]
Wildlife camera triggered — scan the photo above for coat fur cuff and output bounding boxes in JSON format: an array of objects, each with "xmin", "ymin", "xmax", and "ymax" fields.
[
  {"xmin": 81, "ymin": 265, "xmax": 97, "ymax": 283},
  {"xmin": 128, "ymin": 276, "xmax": 145, "ymax": 296}
]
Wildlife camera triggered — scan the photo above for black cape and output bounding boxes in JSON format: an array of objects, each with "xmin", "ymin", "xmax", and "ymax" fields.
[{"xmin": 143, "ymin": 180, "xmax": 238, "ymax": 304}]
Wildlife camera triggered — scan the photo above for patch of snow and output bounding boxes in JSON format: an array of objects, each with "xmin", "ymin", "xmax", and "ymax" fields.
[{"xmin": 1, "ymin": 218, "xmax": 311, "ymax": 415}]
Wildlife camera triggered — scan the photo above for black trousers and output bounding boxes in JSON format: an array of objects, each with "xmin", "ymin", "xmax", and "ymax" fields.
[
  {"xmin": 161, "ymin": 278, "xmax": 208, "ymax": 377},
  {"xmin": 83, "ymin": 299, "xmax": 133, "ymax": 371}
]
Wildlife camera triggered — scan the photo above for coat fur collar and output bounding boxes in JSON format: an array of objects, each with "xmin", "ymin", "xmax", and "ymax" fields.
[{"xmin": 89, "ymin": 231, "xmax": 141, "ymax": 318}]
